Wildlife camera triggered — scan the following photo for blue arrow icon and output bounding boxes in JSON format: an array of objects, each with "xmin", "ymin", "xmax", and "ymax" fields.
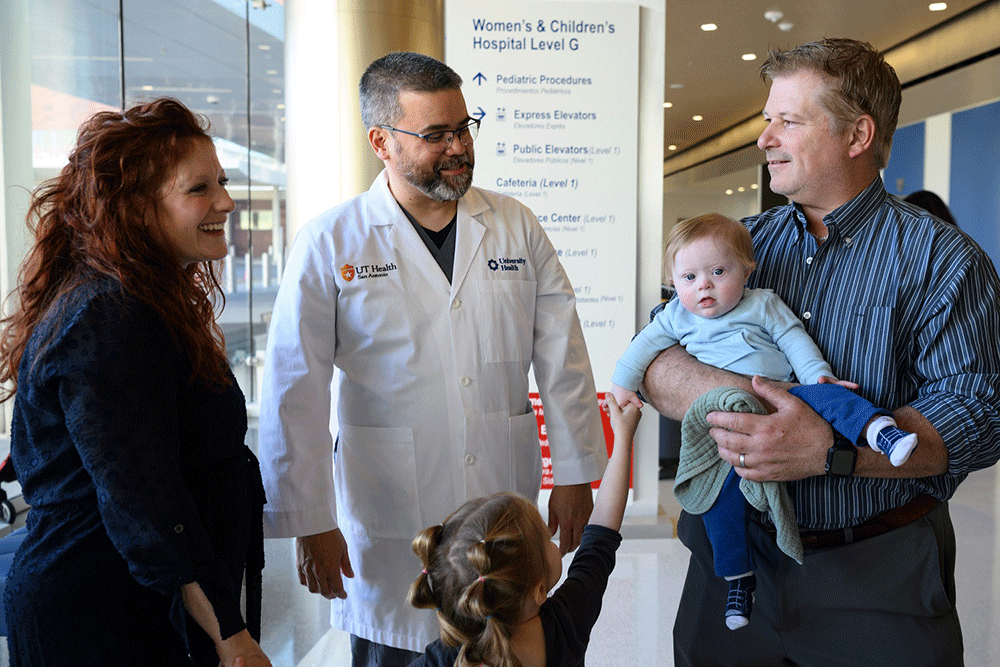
[
  {"xmin": 473, "ymin": 72, "xmax": 486, "ymax": 85},
  {"xmin": 473, "ymin": 107, "xmax": 486, "ymax": 121}
]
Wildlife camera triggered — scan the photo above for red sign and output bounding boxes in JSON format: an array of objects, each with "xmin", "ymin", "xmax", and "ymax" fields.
[{"xmin": 530, "ymin": 391, "xmax": 627, "ymax": 490}]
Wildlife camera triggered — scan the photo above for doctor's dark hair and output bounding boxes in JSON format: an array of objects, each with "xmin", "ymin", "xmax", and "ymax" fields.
[
  {"xmin": 408, "ymin": 493, "xmax": 552, "ymax": 667},
  {"xmin": 0, "ymin": 97, "xmax": 230, "ymax": 398},
  {"xmin": 663, "ymin": 213, "xmax": 755, "ymax": 284},
  {"xmin": 359, "ymin": 51, "xmax": 463, "ymax": 129},
  {"xmin": 760, "ymin": 38, "xmax": 901, "ymax": 170}
]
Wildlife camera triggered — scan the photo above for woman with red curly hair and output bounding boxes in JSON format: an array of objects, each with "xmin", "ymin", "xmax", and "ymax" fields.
[{"xmin": 0, "ymin": 98, "xmax": 269, "ymax": 667}]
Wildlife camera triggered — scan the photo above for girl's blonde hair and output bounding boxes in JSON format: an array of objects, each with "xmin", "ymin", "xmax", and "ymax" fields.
[
  {"xmin": 408, "ymin": 493, "xmax": 552, "ymax": 667},
  {"xmin": 663, "ymin": 213, "xmax": 756, "ymax": 284}
]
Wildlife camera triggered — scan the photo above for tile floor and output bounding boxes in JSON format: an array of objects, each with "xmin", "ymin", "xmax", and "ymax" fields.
[{"xmin": 259, "ymin": 464, "xmax": 1000, "ymax": 666}]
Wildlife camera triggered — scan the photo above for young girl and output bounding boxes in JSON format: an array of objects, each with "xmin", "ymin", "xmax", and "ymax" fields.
[{"xmin": 406, "ymin": 394, "xmax": 640, "ymax": 667}]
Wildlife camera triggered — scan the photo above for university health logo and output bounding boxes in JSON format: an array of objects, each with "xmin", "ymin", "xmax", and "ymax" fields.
[
  {"xmin": 487, "ymin": 257, "xmax": 526, "ymax": 272},
  {"xmin": 341, "ymin": 264, "xmax": 356, "ymax": 281}
]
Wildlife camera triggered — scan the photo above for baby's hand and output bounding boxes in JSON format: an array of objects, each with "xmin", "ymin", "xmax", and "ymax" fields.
[
  {"xmin": 605, "ymin": 393, "xmax": 641, "ymax": 438},
  {"xmin": 818, "ymin": 376, "xmax": 859, "ymax": 390},
  {"xmin": 610, "ymin": 384, "xmax": 643, "ymax": 410}
]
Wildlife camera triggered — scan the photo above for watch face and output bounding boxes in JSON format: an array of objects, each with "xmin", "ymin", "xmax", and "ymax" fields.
[{"xmin": 827, "ymin": 447, "xmax": 856, "ymax": 476}]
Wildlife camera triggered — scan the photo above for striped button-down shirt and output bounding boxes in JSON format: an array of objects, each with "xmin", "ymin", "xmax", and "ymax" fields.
[{"xmin": 744, "ymin": 178, "xmax": 1000, "ymax": 529}]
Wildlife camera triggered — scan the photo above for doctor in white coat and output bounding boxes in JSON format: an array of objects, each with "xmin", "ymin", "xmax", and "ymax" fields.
[{"xmin": 258, "ymin": 52, "xmax": 606, "ymax": 666}]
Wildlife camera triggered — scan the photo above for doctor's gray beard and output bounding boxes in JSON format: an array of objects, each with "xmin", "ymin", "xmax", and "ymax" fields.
[{"xmin": 404, "ymin": 154, "xmax": 474, "ymax": 202}]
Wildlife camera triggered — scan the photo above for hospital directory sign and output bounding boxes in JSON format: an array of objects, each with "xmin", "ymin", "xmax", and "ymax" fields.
[{"xmin": 446, "ymin": 1, "xmax": 640, "ymax": 485}]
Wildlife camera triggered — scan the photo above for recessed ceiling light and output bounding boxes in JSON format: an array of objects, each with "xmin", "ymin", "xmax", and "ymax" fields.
[
  {"xmin": 778, "ymin": 21, "xmax": 794, "ymax": 31},
  {"xmin": 267, "ymin": 69, "xmax": 278, "ymax": 75},
  {"xmin": 751, "ymin": 184, "xmax": 759, "ymax": 189},
  {"xmin": 692, "ymin": 115, "xmax": 703, "ymax": 121},
  {"xmin": 141, "ymin": 85, "xmax": 154, "ymax": 91},
  {"xmin": 258, "ymin": 44, "xmax": 271, "ymax": 50},
  {"xmin": 701, "ymin": 23, "xmax": 717, "ymax": 31},
  {"xmin": 929, "ymin": 2, "xmax": 947, "ymax": 10},
  {"xmin": 738, "ymin": 187, "xmax": 746, "ymax": 192},
  {"xmin": 277, "ymin": 103, "xmax": 286, "ymax": 109},
  {"xmin": 668, "ymin": 144, "xmax": 677, "ymax": 150},
  {"xmin": 726, "ymin": 189, "xmax": 734, "ymax": 195},
  {"xmin": 764, "ymin": 9, "xmax": 783, "ymax": 22},
  {"xmin": 742, "ymin": 53, "xmax": 757, "ymax": 61},
  {"xmin": 663, "ymin": 102, "xmax": 673, "ymax": 108},
  {"xmin": 669, "ymin": 83, "xmax": 685, "ymax": 89}
]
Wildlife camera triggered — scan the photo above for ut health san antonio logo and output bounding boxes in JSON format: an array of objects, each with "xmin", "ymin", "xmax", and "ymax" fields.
[{"xmin": 340, "ymin": 261, "xmax": 398, "ymax": 281}]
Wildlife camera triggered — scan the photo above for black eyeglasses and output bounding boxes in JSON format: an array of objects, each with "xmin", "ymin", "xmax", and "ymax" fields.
[{"xmin": 379, "ymin": 118, "xmax": 480, "ymax": 151}]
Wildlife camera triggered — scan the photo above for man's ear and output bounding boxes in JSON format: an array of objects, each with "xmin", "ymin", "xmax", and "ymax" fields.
[
  {"xmin": 369, "ymin": 126, "xmax": 392, "ymax": 160},
  {"xmin": 847, "ymin": 115, "xmax": 876, "ymax": 159}
]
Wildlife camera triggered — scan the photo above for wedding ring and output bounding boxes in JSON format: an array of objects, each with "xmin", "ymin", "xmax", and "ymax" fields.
[{"xmin": 739, "ymin": 453, "xmax": 746, "ymax": 468}]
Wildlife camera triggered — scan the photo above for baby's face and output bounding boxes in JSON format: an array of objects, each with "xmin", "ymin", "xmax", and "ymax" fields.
[{"xmin": 671, "ymin": 236, "xmax": 750, "ymax": 319}]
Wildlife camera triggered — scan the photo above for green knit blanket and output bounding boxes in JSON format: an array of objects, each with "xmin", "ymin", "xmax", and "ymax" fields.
[{"xmin": 673, "ymin": 386, "xmax": 804, "ymax": 564}]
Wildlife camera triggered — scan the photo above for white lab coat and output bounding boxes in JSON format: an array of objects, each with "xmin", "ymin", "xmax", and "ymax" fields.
[{"xmin": 259, "ymin": 170, "xmax": 606, "ymax": 651}]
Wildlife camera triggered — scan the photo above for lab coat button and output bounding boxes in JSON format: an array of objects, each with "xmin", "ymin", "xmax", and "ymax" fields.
[
  {"xmin": 452, "ymin": 298, "xmax": 462, "ymax": 309},
  {"xmin": 174, "ymin": 524, "xmax": 184, "ymax": 534},
  {"xmin": 802, "ymin": 311, "xmax": 812, "ymax": 320},
  {"xmin": 460, "ymin": 376, "xmax": 471, "ymax": 386},
  {"xmin": 806, "ymin": 256, "xmax": 813, "ymax": 265},
  {"xmin": 844, "ymin": 236, "xmax": 852, "ymax": 245},
  {"xmin": 465, "ymin": 454, "xmax": 476, "ymax": 465}
]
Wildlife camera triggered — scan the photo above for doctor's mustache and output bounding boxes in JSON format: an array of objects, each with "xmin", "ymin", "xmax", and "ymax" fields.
[{"xmin": 437, "ymin": 154, "xmax": 474, "ymax": 173}]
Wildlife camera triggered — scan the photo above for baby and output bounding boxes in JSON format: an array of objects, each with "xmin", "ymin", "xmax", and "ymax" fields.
[{"xmin": 611, "ymin": 212, "xmax": 916, "ymax": 629}]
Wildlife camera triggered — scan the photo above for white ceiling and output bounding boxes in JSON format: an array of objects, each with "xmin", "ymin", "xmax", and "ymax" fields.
[
  {"xmin": 26, "ymin": 0, "xmax": 996, "ymax": 183},
  {"xmin": 661, "ymin": 0, "xmax": 991, "ymax": 159}
]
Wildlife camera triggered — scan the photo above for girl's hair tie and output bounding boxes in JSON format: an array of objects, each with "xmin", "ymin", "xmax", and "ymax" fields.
[
  {"xmin": 421, "ymin": 569, "xmax": 428, "ymax": 575},
  {"xmin": 477, "ymin": 576, "xmax": 485, "ymax": 582}
]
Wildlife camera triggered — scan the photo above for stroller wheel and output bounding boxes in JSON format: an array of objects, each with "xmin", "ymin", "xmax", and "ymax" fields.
[{"xmin": 0, "ymin": 499, "xmax": 15, "ymax": 525}]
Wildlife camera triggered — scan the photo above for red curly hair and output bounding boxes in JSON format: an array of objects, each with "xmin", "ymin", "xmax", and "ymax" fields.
[{"xmin": 0, "ymin": 97, "xmax": 230, "ymax": 397}]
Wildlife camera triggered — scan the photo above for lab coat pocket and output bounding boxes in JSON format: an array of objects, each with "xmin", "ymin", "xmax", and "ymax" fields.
[
  {"xmin": 336, "ymin": 424, "xmax": 421, "ymax": 539},
  {"xmin": 476, "ymin": 279, "xmax": 536, "ymax": 363}
]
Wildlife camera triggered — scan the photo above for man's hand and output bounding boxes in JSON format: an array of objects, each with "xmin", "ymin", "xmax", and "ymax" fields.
[
  {"xmin": 296, "ymin": 528, "xmax": 354, "ymax": 599},
  {"xmin": 548, "ymin": 482, "xmax": 594, "ymax": 555},
  {"xmin": 706, "ymin": 375, "xmax": 832, "ymax": 482}
]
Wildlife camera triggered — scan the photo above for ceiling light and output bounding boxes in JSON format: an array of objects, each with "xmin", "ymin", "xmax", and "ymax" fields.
[
  {"xmin": 764, "ymin": 8, "xmax": 783, "ymax": 22},
  {"xmin": 277, "ymin": 103, "xmax": 286, "ymax": 109},
  {"xmin": 738, "ymin": 187, "xmax": 745, "ymax": 192},
  {"xmin": 929, "ymin": 2, "xmax": 947, "ymax": 10},
  {"xmin": 669, "ymin": 83, "xmax": 684, "ymax": 89},
  {"xmin": 778, "ymin": 21, "xmax": 794, "ymax": 31},
  {"xmin": 692, "ymin": 115, "xmax": 703, "ymax": 121},
  {"xmin": 742, "ymin": 53, "xmax": 757, "ymax": 61},
  {"xmin": 206, "ymin": 94, "xmax": 220, "ymax": 104},
  {"xmin": 663, "ymin": 102, "xmax": 673, "ymax": 108},
  {"xmin": 668, "ymin": 144, "xmax": 677, "ymax": 151},
  {"xmin": 751, "ymin": 184, "xmax": 759, "ymax": 189},
  {"xmin": 258, "ymin": 44, "xmax": 271, "ymax": 51},
  {"xmin": 141, "ymin": 85, "xmax": 153, "ymax": 91},
  {"xmin": 701, "ymin": 23, "xmax": 717, "ymax": 31},
  {"xmin": 726, "ymin": 189, "xmax": 734, "ymax": 195},
  {"xmin": 267, "ymin": 69, "xmax": 278, "ymax": 75}
]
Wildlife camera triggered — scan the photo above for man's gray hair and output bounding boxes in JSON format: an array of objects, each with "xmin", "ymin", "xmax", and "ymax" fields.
[{"xmin": 360, "ymin": 52, "xmax": 463, "ymax": 129}]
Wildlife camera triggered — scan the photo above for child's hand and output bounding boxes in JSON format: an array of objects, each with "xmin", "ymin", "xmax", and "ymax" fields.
[
  {"xmin": 605, "ymin": 392, "xmax": 641, "ymax": 439},
  {"xmin": 610, "ymin": 383, "xmax": 644, "ymax": 410},
  {"xmin": 818, "ymin": 375, "xmax": 859, "ymax": 390}
]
